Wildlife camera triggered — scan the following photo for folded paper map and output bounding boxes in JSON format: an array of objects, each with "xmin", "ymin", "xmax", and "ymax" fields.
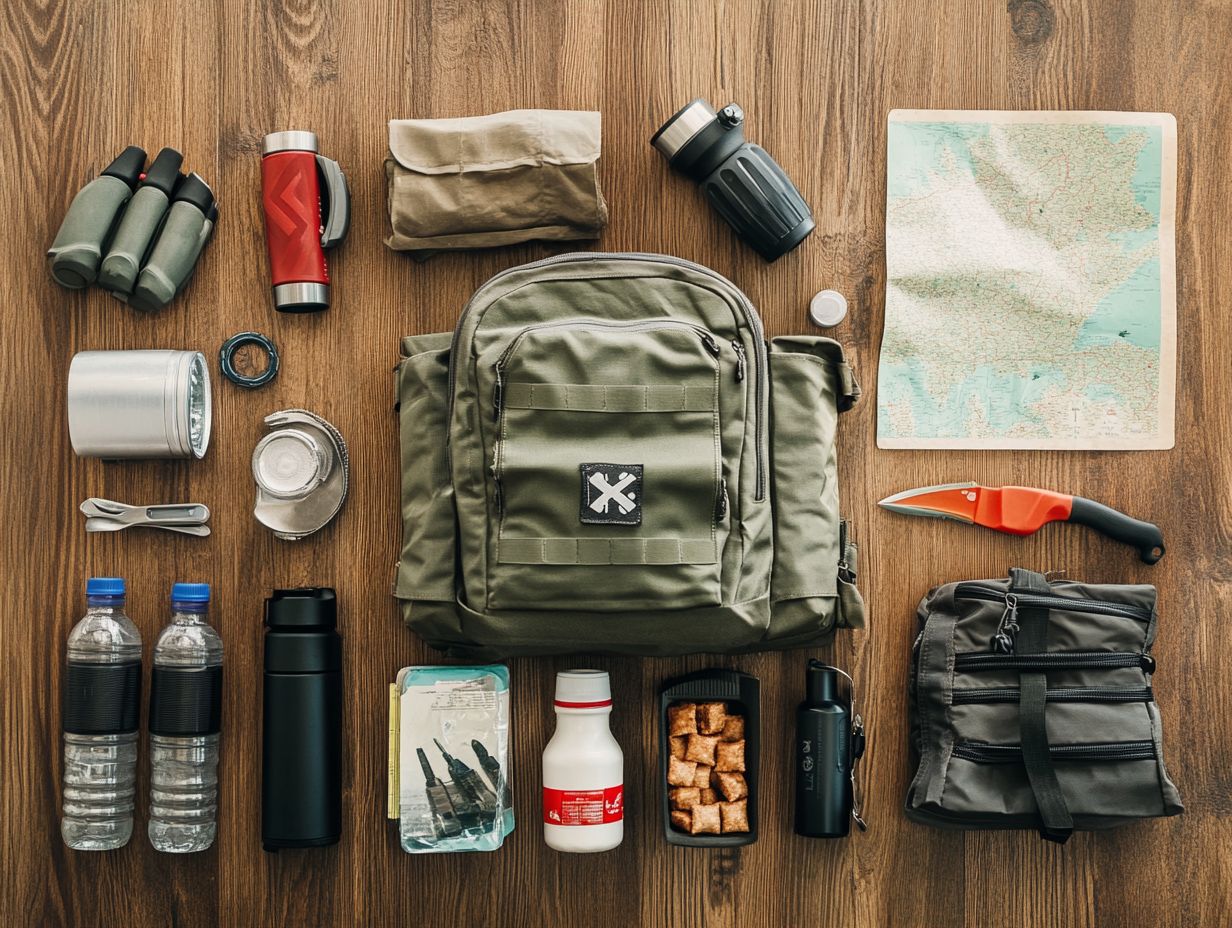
[{"xmin": 878, "ymin": 110, "xmax": 1177, "ymax": 449}]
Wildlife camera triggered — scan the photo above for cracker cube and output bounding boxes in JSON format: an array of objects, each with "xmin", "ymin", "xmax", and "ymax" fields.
[
  {"xmin": 685, "ymin": 734, "xmax": 718, "ymax": 766},
  {"xmin": 716, "ymin": 771, "xmax": 748, "ymax": 802},
  {"xmin": 668, "ymin": 702, "xmax": 698, "ymax": 736},
  {"xmin": 715, "ymin": 739, "xmax": 745, "ymax": 772},
  {"xmin": 697, "ymin": 702, "xmax": 727, "ymax": 735},
  {"xmin": 668, "ymin": 755, "xmax": 698, "ymax": 786},
  {"xmin": 720, "ymin": 799, "xmax": 749, "ymax": 833},
  {"xmin": 690, "ymin": 802, "xmax": 721, "ymax": 835}
]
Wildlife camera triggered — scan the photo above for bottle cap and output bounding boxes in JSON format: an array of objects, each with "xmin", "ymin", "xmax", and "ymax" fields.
[
  {"xmin": 805, "ymin": 659, "xmax": 840, "ymax": 704},
  {"xmin": 808, "ymin": 289, "xmax": 849, "ymax": 328},
  {"xmin": 171, "ymin": 582, "xmax": 210, "ymax": 603},
  {"xmin": 554, "ymin": 669, "xmax": 612, "ymax": 708},
  {"xmin": 172, "ymin": 172, "xmax": 215, "ymax": 214},
  {"xmin": 86, "ymin": 577, "xmax": 126, "ymax": 597}
]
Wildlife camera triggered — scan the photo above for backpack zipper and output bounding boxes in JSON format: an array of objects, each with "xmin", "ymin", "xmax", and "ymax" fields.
[
  {"xmin": 446, "ymin": 252, "xmax": 768, "ymax": 500},
  {"xmin": 956, "ymin": 582, "xmax": 1152, "ymax": 653},
  {"xmin": 953, "ymin": 651, "xmax": 1157, "ymax": 673},
  {"xmin": 952, "ymin": 740, "xmax": 1157, "ymax": 764},
  {"xmin": 491, "ymin": 318, "xmax": 721, "ymax": 420},
  {"xmin": 955, "ymin": 583, "xmax": 1152, "ymax": 623},
  {"xmin": 950, "ymin": 685, "xmax": 1154, "ymax": 705}
]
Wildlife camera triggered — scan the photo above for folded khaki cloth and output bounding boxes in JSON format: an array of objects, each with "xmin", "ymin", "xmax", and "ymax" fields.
[{"xmin": 385, "ymin": 109, "xmax": 607, "ymax": 253}]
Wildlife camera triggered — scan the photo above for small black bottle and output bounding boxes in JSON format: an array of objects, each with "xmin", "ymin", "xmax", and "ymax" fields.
[{"xmin": 794, "ymin": 660, "xmax": 856, "ymax": 838}]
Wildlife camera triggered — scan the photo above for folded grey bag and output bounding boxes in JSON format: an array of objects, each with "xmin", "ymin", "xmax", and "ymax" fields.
[
  {"xmin": 385, "ymin": 109, "xmax": 607, "ymax": 254},
  {"xmin": 907, "ymin": 568, "xmax": 1183, "ymax": 842}
]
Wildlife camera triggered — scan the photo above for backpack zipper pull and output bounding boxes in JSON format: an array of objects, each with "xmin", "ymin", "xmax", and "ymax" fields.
[
  {"xmin": 731, "ymin": 340, "xmax": 746, "ymax": 381},
  {"xmin": 715, "ymin": 477, "xmax": 728, "ymax": 522},
  {"xmin": 492, "ymin": 367, "xmax": 504, "ymax": 421},
  {"xmin": 991, "ymin": 593, "xmax": 1019, "ymax": 653},
  {"xmin": 699, "ymin": 330, "xmax": 721, "ymax": 357}
]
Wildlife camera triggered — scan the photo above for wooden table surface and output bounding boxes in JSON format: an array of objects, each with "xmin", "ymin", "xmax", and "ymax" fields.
[{"xmin": 4, "ymin": 1, "xmax": 1230, "ymax": 925}]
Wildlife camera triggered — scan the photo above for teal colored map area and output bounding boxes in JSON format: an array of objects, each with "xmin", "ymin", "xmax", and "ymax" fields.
[{"xmin": 878, "ymin": 111, "xmax": 1176, "ymax": 449}]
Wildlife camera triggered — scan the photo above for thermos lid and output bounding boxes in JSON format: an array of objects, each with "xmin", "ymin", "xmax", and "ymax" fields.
[
  {"xmin": 554, "ymin": 669, "xmax": 612, "ymax": 708},
  {"xmin": 265, "ymin": 587, "xmax": 337, "ymax": 630},
  {"xmin": 263, "ymin": 130, "xmax": 319, "ymax": 156},
  {"xmin": 805, "ymin": 659, "xmax": 840, "ymax": 704},
  {"xmin": 650, "ymin": 99, "xmax": 719, "ymax": 161}
]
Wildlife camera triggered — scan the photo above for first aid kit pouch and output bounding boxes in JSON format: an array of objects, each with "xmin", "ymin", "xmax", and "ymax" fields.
[
  {"xmin": 906, "ymin": 568, "xmax": 1183, "ymax": 842},
  {"xmin": 389, "ymin": 665, "xmax": 513, "ymax": 853},
  {"xmin": 394, "ymin": 252, "xmax": 864, "ymax": 658},
  {"xmin": 384, "ymin": 110, "xmax": 607, "ymax": 254}
]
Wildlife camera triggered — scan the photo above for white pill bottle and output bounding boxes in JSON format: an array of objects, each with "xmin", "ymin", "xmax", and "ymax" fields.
[{"xmin": 542, "ymin": 669, "xmax": 624, "ymax": 852}]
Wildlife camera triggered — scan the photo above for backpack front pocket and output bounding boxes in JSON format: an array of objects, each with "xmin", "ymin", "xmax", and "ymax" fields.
[{"xmin": 485, "ymin": 320, "xmax": 725, "ymax": 611}]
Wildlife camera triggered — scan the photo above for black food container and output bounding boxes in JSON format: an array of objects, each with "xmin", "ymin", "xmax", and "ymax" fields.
[{"xmin": 658, "ymin": 668, "xmax": 760, "ymax": 847}]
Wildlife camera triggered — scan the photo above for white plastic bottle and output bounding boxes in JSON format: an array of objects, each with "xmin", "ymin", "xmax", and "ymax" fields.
[{"xmin": 542, "ymin": 669, "xmax": 624, "ymax": 852}]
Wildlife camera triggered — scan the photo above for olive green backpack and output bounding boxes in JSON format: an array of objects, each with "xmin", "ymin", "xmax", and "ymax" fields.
[{"xmin": 394, "ymin": 253, "xmax": 863, "ymax": 658}]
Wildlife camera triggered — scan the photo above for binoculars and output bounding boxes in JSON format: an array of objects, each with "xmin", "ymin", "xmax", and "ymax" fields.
[{"xmin": 47, "ymin": 146, "xmax": 217, "ymax": 312}]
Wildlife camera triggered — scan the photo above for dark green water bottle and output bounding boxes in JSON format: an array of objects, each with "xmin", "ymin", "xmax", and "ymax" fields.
[{"xmin": 794, "ymin": 660, "xmax": 855, "ymax": 838}]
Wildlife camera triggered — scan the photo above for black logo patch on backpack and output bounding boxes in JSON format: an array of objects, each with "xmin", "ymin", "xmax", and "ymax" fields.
[{"xmin": 580, "ymin": 463, "xmax": 643, "ymax": 526}]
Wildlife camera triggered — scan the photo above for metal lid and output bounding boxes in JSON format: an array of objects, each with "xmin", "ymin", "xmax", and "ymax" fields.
[
  {"xmin": 252, "ymin": 429, "xmax": 331, "ymax": 500},
  {"xmin": 650, "ymin": 99, "xmax": 718, "ymax": 160},
  {"xmin": 262, "ymin": 130, "xmax": 319, "ymax": 156}
]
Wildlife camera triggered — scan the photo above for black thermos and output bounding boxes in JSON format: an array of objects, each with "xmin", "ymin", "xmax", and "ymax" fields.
[
  {"xmin": 794, "ymin": 660, "xmax": 853, "ymax": 838},
  {"xmin": 262, "ymin": 587, "xmax": 342, "ymax": 850}
]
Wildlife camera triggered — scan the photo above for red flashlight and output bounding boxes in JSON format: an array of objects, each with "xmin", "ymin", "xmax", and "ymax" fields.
[{"xmin": 261, "ymin": 130, "xmax": 349, "ymax": 312}]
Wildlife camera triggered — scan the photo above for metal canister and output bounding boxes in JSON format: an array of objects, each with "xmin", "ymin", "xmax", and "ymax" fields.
[{"xmin": 67, "ymin": 350, "xmax": 213, "ymax": 459}]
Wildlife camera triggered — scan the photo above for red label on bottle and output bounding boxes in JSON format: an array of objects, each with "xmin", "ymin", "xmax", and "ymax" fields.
[{"xmin": 543, "ymin": 785, "xmax": 624, "ymax": 825}]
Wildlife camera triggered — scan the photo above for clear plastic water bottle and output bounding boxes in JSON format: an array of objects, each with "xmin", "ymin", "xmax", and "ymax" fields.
[
  {"xmin": 148, "ymin": 582, "xmax": 223, "ymax": 853},
  {"xmin": 61, "ymin": 577, "xmax": 142, "ymax": 850}
]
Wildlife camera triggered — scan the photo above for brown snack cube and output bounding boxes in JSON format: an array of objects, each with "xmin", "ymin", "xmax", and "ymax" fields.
[
  {"xmin": 670, "ymin": 787, "xmax": 701, "ymax": 811},
  {"xmin": 692, "ymin": 765, "xmax": 713, "ymax": 789},
  {"xmin": 668, "ymin": 755, "xmax": 698, "ymax": 786},
  {"xmin": 668, "ymin": 702, "xmax": 698, "ymax": 736},
  {"xmin": 715, "ymin": 739, "xmax": 745, "ymax": 772},
  {"xmin": 697, "ymin": 702, "xmax": 727, "ymax": 735},
  {"xmin": 720, "ymin": 799, "xmax": 749, "ymax": 833},
  {"xmin": 699, "ymin": 788, "xmax": 719, "ymax": 805},
  {"xmin": 690, "ymin": 802, "xmax": 721, "ymax": 835},
  {"xmin": 670, "ymin": 810, "xmax": 692, "ymax": 832},
  {"xmin": 670, "ymin": 736, "xmax": 687, "ymax": 760},
  {"xmin": 719, "ymin": 715, "xmax": 745, "ymax": 742},
  {"xmin": 716, "ymin": 771, "xmax": 748, "ymax": 802},
  {"xmin": 685, "ymin": 734, "xmax": 718, "ymax": 766}
]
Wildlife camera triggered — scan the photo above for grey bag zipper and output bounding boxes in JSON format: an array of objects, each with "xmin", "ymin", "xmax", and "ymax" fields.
[
  {"xmin": 955, "ymin": 583, "xmax": 1152, "ymax": 624},
  {"xmin": 446, "ymin": 252, "xmax": 768, "ymax": 499},
  {"xmin": 952, "ymin": 740, "xmax": 1157, "ymax": 764},
  {"xmin": 951, "ymin": 685, "xmax": 1154, "ymax": 705},
  {"xmin": 954, "ymin": 651, "xmax": 1157, "ymax": 672}
]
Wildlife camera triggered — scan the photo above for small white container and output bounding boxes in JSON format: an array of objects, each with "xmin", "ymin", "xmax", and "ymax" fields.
[{"xmin": 542, "ymin": 670, "xmax": 624, "ymax": 853}]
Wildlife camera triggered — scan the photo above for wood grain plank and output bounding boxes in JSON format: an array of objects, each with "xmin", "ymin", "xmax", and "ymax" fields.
[{"xmin": 3, "ymin": 0, "xmax": 1230, "ymax": 926}]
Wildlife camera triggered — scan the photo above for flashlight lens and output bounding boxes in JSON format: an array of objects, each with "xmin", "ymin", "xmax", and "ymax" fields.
[{"xmin": 187, "ymin": 353, "xmax": 211, "ymax": 458}]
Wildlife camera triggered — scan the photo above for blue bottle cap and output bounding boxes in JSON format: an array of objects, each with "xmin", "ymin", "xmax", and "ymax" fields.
[
  {"xmin": 86, "ymin": 577, "xmax": 126, "ymax": 597},
  {"xmin": 171, "ymin": 582, "xmax": 211, "ymax": 603}
]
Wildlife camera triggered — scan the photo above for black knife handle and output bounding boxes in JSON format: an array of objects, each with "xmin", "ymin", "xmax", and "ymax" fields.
[{"xmin": 1068, "ymin": 497, "xmax": 1165, "ymax": 564}]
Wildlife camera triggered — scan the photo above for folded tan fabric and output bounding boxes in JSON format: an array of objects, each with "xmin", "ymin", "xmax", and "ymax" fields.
[{"xmin": 385, "ymin": 109, "xmax": 607, "ymax": 253}]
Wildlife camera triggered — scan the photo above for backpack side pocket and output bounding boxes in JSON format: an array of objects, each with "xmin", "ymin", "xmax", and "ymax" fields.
[
  {"xmin": 765, "ymin": 336, "xmax": 862, "ymax": 644},
  {"xmin": 395, "ymin": 334, "xmax": 466, "ymax": 649}
]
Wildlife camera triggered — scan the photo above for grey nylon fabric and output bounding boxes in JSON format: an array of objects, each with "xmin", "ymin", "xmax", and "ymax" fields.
[
  {"xmin": 394, "ymin": 253, "xmax": 862, "ymax": 658},
  {"xmin": 906, "ymin": 572, "xmax": 1184, "ymax": 833}
]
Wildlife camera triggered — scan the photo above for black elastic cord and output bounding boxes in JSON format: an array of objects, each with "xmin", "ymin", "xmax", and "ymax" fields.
[{"xmin": 1011, "ymin": 567, "xmax": 1074, "ymax": 844}]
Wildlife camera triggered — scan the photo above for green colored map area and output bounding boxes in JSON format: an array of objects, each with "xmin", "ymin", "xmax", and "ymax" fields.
[{"xmin": 879, "ymin": 112, "xmax": 1174, "ymax": 448}]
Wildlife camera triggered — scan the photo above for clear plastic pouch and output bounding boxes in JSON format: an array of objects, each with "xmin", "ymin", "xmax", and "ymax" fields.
[{"xmin": 390, "ymin": 665, "xmax": 514, "ymax": 852}]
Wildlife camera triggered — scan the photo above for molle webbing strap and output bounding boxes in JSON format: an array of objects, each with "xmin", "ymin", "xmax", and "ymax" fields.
[
  {"xmin": 1010, "ymin": 567, "xmax": 1074, "ymax": 844},
  {"xmin": 498, "ymin": 536, "xmax": 716, "ymax": 565},
  {"xmin": 503, "ymin": 382, "xmax": 715, "ymax": 413}
]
